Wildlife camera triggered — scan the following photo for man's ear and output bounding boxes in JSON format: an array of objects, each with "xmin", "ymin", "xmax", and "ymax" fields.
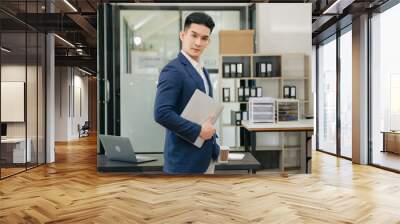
[{"xmin": 179, "ymin": 31, "xmax": 184, "ymax": 42}]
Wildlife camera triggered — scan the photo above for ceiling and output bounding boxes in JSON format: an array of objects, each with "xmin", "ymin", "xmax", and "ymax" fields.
[{"xmin": 0, "ymin": 0, "xmax": 391, "ymax": 74}]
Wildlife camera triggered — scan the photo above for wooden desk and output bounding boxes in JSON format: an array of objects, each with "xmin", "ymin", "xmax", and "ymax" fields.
[
  {"xmin": 242, "ymin": 120, "xmax": 314, "ymax": 173},
  {"xmin": 242, "ymin": 120, "xmax": 314, "ymax": 132},
  {"xmin": 97, "ymin": 152, "xmax": 261, "ymax": 174}
]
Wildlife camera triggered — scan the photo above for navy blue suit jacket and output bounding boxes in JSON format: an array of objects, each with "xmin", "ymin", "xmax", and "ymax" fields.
[{"xmin": 154, "ymin": 53, "xmax": 220, "ymax": 174}]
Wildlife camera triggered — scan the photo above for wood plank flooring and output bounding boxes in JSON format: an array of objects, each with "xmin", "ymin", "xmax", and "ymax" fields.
[
  {"xmin": 0, "ymin": 135, "xmax": 400, "ymax": 223},
  {"xmin": 1, "ymin": 167, "xmax": 26, "ymax": 177},
  {"xmin": 372, "ymin": 151, "xmax": 400, "ymax": 171}
]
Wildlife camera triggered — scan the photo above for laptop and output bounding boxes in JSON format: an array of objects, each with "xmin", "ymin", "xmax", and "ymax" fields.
[
  {"xmin": 181, "ymin": 89, "xmax": 223, "ymax": 148},
  {"xmin": 98, "ymin": 135, "xmax": 157, "ymax": 164}
]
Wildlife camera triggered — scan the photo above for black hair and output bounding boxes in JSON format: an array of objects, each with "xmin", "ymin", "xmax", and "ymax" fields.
[{"xmin": 184, "ymin": 12, "xmax": 215, "ymax": 33}]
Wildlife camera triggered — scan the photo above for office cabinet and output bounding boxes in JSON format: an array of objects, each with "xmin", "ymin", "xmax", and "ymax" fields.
[{"xmin": 218, "ymin": 54, "xmax": 312, "ymax": 172}]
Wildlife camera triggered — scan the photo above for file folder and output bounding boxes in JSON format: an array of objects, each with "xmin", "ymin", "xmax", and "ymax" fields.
[
  {"xmin": 250, "ymin": 87, "xmax": 256, "ymax": 97},
  {"xmin": 260, "ymin": 63, "xmax": 266, "ymax": 77},
  {"xmin": 223, "ymin": 87, "xmax": 230, "ymax": 102},
  {"xmin": 238, "ymin": 87, "xmax": 244, "ymax": 102},
  {"xmin": 244, "ymin": 87, "xmax": 250, "ymax": 101},
  {"xmin": 230, "ymin": 110, "xmax": 242, "ymax": 126},
  {"xmin": 230, "ymin": 63, "xmax": 237, "ymax": 78},
  {"xmin": 236, "ymin": 111, "xmax": 242, "ymax": 125},
  {"xmin": 284, "ymin": 85, "xmax": 291, "ymax": 98},
  {"xmin": 237, "ymin": 63, "xmax": 243, "ymax": 77},
  {"xmin": 256, "ymin": 87, "xmax": 262, "ymax": 97},
  {"xmin": 290, "ymin": 86, "xmax": 296, "ymax": 98},
  {"xmin": 223, "ymin": 63, "xmax": 230, "ymax": 78},
  {"xmin": 266, "ymin": 63, "xmax": 272, "ymax": 77},
  {"xmin": 242, "ymin": 111, "xmax": 248, "ymax": 121}
]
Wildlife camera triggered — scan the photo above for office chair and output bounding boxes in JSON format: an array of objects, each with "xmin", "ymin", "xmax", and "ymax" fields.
[{"xmin": 78, "ymin": 121, "xmax": 90, "ymax": 138}]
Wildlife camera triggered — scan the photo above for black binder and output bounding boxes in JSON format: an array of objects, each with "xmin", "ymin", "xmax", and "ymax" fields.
[
  {"xmin": 238, "ymin": 87, "xmax": 244, "ymax": 102},
  {"xmin": 223, "ymin": 63, "xmax": 230, "ymax": 78},
  {"xmin": 223, "ymin": 87, "xmax": 230, "ymax": 102}
]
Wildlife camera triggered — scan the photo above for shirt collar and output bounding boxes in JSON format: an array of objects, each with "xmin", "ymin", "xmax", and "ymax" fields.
[{"xmin": 181, "ymin": 50, "xmax": 203, "ymax": 70}]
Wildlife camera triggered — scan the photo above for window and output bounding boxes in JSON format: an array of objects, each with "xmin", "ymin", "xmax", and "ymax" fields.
[
  {"xmin": 340, "ymin": 28, "xmax": 352, "ymax": 158},
  {"xmin": 371, "ymin": 3, "xmax": 400, "ymax": 171},
  {"xmin": 317, "ymin": 36, "xmax": 337, "ymax": 155}
]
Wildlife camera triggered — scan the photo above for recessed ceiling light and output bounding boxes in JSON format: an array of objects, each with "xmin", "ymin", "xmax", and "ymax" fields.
[
  {"xmin": 134, "ymin": 36, "xmax": 142, "ymax": 46},
  {"xmin": 54, "ymin": 34, "xmax": 75, "ymax": 48},
  {"xmin": 63, "ymin": 0, "xmax": 78, "ymax": 12},
  {"xmin": 1, "ymin": 47, "xmax": 11, "ymax": 53},
  {"xmin": 78, "ymin": 67, "xmax": 92, "ymax": 76},
  {"xmin": 322, "ymin": 0, "xmax": 354, "ymax": 15}
]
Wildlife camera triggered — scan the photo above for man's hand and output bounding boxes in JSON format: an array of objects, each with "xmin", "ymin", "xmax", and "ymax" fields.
[{"xmin": 200, "ymin": 117, "xmax": 216, "ymax": 140}]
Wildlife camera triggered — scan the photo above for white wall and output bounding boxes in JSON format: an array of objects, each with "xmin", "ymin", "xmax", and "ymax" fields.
[
  {"xmin": 55, "ymin": 66, "xmax": 69, "ymax": 141},
  {"xmin": 256, "ymin": 3, "xmax": 312, "ymax": 55},
  {"xmin": 1, "ymin": 65, "xmax": 38, "ymax": 138},
  {"xmin": 55, "ymin": 67, "xmax": 89, "ymax": 141},
  {"xmin": 1, "ymin": 65, "xmax": 26, "ymax": 81}
]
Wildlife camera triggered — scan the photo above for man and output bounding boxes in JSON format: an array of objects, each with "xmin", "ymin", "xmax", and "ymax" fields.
[{"xmin": 154, "ymin": 12, "xmax": 219, "ymax": 174}]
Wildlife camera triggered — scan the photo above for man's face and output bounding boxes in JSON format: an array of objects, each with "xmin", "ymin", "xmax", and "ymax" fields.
[{"xmin": 180, "ymin": 23, "xmax": 211, "ymax": 61}]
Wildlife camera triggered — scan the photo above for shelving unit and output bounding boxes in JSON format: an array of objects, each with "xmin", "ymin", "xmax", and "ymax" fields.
[{"xmin": 217, "ymin": 53, "xmax": 312, "ymax": 171}]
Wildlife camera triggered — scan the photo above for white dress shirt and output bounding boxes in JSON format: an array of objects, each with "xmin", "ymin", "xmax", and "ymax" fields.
[{"xmin": 181, "ymin": 50, "xmax": 210, "ymax": 96}]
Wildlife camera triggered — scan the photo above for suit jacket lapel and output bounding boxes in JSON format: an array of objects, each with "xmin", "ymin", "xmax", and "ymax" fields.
[
  {"xmin": 203, "ymin": 68, "xmax": 213, "ymax": 97},
  {"xmin": 178, "ymin": 53, "xmax": 206, "ymax": 93}
]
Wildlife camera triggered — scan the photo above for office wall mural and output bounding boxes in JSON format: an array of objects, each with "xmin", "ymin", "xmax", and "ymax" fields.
[{"xmin": 116, "ymin": 8, "xmax": 242, "ymax": 153}]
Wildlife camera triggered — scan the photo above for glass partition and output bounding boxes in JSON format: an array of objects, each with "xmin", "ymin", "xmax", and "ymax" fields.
[
  {"xmin": 1, "ymin": 30, "xmax": 28, "ymax": 177},
  {"xmin": 371, "ymin": 4, "xmax": 400, "ymax": 171},
  {"xmin": 339, "ymin": 28, "xmax": 352, "ymax": 158},
  {"xmin": 0, "ymin": 1, "xmax": 46, "ymax": 179},
  {"xmin": 120, "ymin": 10, "xmax": 180, "ymax": 153},
  {"xmin": 27, "ymin": 30, "xmax": 38, "ymax": 169},
  {"xmin": 317, "ymin": 36, "xmax": 337, "ymax": 155}
]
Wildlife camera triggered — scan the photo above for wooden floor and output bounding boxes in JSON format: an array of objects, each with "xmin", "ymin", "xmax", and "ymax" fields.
[
  {"xmin": 0, "ymin": 167, "xmax": 26, "ymax": 178},
  {"xmin": 1, "ymin": 163, "xmax": 45, "ymax": 178},
  {"xmin": 1, "ymin": 135, "xmax": 400, "ymax": 223},
  {"xmin": 372, "ymin": 151, "xmax": 400, "ymax": 171}
]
